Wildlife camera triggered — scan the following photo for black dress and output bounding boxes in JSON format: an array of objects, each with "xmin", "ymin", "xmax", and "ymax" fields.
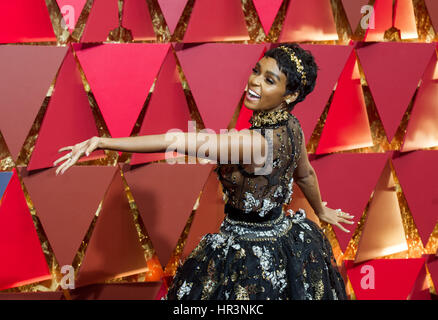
[{"xmin": 162, "ymin": 109, "xmax": 348, "ymax": 300}]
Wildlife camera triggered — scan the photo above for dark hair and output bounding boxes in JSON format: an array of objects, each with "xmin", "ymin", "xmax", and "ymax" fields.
[{"xmin": 264, "ymin": 43, "xmax": 319, "ymax": 112}]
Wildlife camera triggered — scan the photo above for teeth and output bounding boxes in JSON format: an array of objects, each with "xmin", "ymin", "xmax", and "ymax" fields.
[{"xmin": 248, "ymin": 89, "xmax": 261, "ymax": 98}]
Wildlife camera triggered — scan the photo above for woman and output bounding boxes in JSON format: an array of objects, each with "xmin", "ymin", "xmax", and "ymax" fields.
[{"xmin": 54, "ymin": 43, "xmax": 353, "ymax": 300}]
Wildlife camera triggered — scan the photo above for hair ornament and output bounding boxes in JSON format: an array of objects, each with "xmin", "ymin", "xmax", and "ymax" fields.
[{"xmin": 278, "ymin": 46, "xmax": 307, "ymax": 86}]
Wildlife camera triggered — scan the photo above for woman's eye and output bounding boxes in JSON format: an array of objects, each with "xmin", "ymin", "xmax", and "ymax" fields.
[
  {"xmin": 252, "ymin": 67, "xmax": 258, "ymax": 73},
  {"xmin": 266, "ymin": 78, "xmax": 274, "ymax": 84}
]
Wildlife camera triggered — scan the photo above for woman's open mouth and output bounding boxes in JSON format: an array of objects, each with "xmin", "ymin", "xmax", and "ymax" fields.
[{"xmin": 246, "ymin": 88, "xmax": 261, "ymax": 101}]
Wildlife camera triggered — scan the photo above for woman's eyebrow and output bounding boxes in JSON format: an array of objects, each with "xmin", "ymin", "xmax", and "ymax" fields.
[{"xmin": 265, "ymin": 70, "xmax": 280, "ymax": 81}]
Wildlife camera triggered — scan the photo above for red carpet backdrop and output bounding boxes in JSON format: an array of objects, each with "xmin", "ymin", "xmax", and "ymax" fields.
[{"xmin": 0, "ymin": 0, "xmax": 437, "ymax": 300}]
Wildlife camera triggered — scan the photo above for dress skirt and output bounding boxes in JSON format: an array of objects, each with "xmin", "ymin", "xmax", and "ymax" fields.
[{"xmin": 162, "ymin": 207, "xmax": 348, "ymax": 300}]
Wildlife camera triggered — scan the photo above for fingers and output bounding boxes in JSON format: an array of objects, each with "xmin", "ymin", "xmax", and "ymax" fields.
[
  {"xmin": 55, "ymin": 158, "xmax": 72, "ymax": 175},
  {"xmin": 64, "ymin": 152, "xmax": 82, "ymax": 174},
  {"xmin": 58, "ymin": 146, "xmax": 73, "ymax": 153},
  {"xmin": 336, "ymin": 212, "xmax": 355, "ymax": 232},
  {"xmin": 60, "ymin": 162, "xmax": 73, "ymax": 175},
  {"xmin": 84, "ymin": 145, "xmax": 94, "ymax": 157},
  {"xmin": 54, "ymin": 146, "xmax": 74, "ymax": 166},
  {"xmin": 55, "ymin": 151, "xmax": 80, "ymax": 175},
  {"xmin": 339, "ymin": 217, "xmax": 355, "ymax": 225},
  {"xmin": 336, "ymin": 209, "xmax": 354, "ymax": 220},
  {"xmin": 55, "ymin": 140, "xmax": 92, "ymax": 175},
  {"xmin": 53, "ymin": 152, "xmax": 71, "ymax": 166},
  {"xmin": 57, "ymin": 156, "xmax": 77, "ymax": 175},
  {"xmin": 334, "ymin": 222, "xmax": 350, "ymax": 233}
]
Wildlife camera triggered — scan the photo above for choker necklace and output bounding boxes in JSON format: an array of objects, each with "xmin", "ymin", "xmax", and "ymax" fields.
[{"xmin": 249, "ymin": 108, "xmax": 291, "ymax": 128}]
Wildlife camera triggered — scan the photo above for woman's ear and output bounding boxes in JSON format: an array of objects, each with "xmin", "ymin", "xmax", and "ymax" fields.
[{"xmin": 284, "ymin": 91, "xmax": 299, "ymax": 104}]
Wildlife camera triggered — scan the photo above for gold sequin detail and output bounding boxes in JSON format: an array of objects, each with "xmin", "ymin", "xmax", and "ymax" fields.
[
  {"xmin": 278, "ymin": 46, "xmax": 307, "ymax": 86},
  {"xmin": 235, "ymin": 284, "xmax": 250, "ymax": 300},
  {"xmin": 315, "ymin": 279, "xmax": 325, "ymax": 300},
  {"xmin": 249, "ymin": 108, "xmax": 291, "ymax": 128}
]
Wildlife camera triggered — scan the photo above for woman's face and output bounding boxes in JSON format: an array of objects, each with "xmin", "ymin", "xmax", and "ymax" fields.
[{"xmin": 244, "ymin": 56, "xmax": 297, "ymax": 112}]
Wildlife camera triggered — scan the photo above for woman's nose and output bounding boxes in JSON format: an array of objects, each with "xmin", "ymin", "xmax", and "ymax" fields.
[{"xmin": 249, "ymin": 74, "xmax": 261, "ymax": 87}]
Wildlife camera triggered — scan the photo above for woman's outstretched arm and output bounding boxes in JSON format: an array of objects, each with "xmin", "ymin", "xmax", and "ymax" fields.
[{"xmin": 53, "ymin": 129, "xmax": 268, "ymax": 175}]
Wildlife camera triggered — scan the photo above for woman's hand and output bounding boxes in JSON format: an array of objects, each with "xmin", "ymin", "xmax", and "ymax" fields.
[
  {"xmin": 317, "ymin": 201, "xmax": 354, "ymax": 233},
  {"xmin": 53, "ymin": 136, "xmax": 101, "ymax": 175}
]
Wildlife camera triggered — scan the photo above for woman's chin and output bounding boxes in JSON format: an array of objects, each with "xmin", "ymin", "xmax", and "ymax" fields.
[{"xmin": 243, "ymin": 99, "xmax": 259, "ymax": 110}]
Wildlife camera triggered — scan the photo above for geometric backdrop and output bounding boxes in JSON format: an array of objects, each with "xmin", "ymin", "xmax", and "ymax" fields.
[{"xmin": 0, "ymin": 0, "xmax": 437, "ymax": 300}]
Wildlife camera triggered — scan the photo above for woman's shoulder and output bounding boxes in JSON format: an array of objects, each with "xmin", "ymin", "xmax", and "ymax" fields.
[
  {"xmin": 287, "ymin": 113, "xmax": 304, "ymax": 147},
  {"xmin": 287, "ymin": 113, "xmax": 303, "ymax": 132},
  {"xmin": 288, "ymin": 112, "xmax": 300, "ymax": 124}
]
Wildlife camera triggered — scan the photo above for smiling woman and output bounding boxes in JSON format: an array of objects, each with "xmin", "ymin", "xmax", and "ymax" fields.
[
  {"xmin": 53, "ymin": 43, "xmax": 353, "ymax": 300},
  {"xmin": 244, "ymin": 57, "xmax": 298, "ymax": 113}
]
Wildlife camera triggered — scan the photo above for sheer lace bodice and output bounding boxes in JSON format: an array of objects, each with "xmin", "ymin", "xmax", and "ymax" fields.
[{"xmin": 214, "ymin": 109, "xmax": 304, "ymax": 218}]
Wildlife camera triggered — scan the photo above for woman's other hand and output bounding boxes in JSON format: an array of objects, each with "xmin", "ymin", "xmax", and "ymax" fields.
[
  {"xmin": 317, "ymin": 201, "xmax": 355, "ymax": 233},
  {"xmin": 53, "ymin": 136, "xmax": 101, "ymax": 175}
]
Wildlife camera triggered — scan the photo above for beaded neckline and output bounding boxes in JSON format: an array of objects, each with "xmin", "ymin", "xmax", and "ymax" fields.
[{"xmin": 249, "ymin": 108, "xmax": 291, "ymax": 128}]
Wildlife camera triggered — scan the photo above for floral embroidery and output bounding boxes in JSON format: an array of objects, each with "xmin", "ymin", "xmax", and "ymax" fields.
[
  {"xmin": 242, "ymin": 192, "xmax": 260, "ymax": 213},
  {"xmin": 258, "ymin": 198, "xmax": 277, "ymax": 217},
  {"xmin": 164, "ymin": 209, "xmax": 347, "ymax": 300},
  {"xmin": 284, "ymin": 177, "xmax": 294, "ymax": 204},
  {"xmin": 235, "ymin": 284, "xmax": 250, "ymax": 300},
  {"xmin": 252, "ymin": 246, "xmax": 287, "ymax": 293},
  {"xmin": 209, "ymin": 234, "xmax": 226, "ymax": 249},
  {"xmin": 177, "ymin": 280, "xmax": 193, "ymax": 299},
  {"xmin": 273, "ymin": 185, "xmax": 283, "ymax": 198}
]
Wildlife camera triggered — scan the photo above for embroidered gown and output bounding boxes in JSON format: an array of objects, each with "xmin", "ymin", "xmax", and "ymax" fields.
[{"xmin": 163, "ymin": 109, "xmax": 348, "ymax": 300}]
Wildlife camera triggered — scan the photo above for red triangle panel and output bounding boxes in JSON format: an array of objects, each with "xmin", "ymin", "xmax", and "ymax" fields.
[
  {"xmin": 176, "ymin": 43, "xmax": 265, "ymax": 132},
  {"xmin": 287, "ymin": 44, "xmax": 353, "ymax": 143},
  {"xmin": 123, "ymin": 163, "xmax": 213, "ymax": 267},
  {"xmin": 310, "ymin": 153, "xmax": 388, "ymax": 251},
  {"xmin": 28, "ymin": 46, "xmax": 104, "ymax": 171},
  {"xmin": 56, "ymin": 0, "xmax": 87, "ymax": 34},
  {"xmin": 183, "ymin": 0, "xmax": 249, "ymax": 42},
  {"xmin": 20, "ymin": 166, "xmax": 117, "ymax": 267},
  {"xmin": 80, "ymin": 0, "xmax": 119, "ymax": 43},
  {"xmin": 122, "ymin": 0, "xmax": 156, "ymax": 41},
  {"xmin": 158, "ymin": 0, "xmax": 188, "ymax": 34},
  {"xmin": 316, "ymin": 49, "xmax": 373, "ymax": 154},
  {"xmin": 0, "ymin": 168, "xmax": 51, "ymax": 290},
  {"xmin": 391, "ymin": 151, "xmax": 438, "ymax": 246},
  {"xmin": 0, "ymin": 45, "xmax": 68, "ymax": 160},
  {"xmin": 252, "ymin": 0, "xmax": 283, "ymax": 35},
  {"xmin": 0, "ymin": 0, "xmax": 56, "ymax": 43},
  {"xmin": 130, "ymin": 47, "xmax": 191, "ymax": 165},
  {"xmin": 73, "ymin": 43, "xmax": 170, "ymax": 138},
  {"xmin": 76, "ymin": 165, "xmax": 148, "ymax": 287},
  {"xmin": 279, "ymin": 0, "xmax": 338, "ymax": 42},
  {"xmin": 182, "ymin": 168, "xmax": 225, "ymax": 259},
  {"xmin": 344, "ymin": 258, "xmax": 426, "ymax": 300},
  {"xmin": 356, "ymin": 42, "xmax": 436, "ymax": 141}
]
